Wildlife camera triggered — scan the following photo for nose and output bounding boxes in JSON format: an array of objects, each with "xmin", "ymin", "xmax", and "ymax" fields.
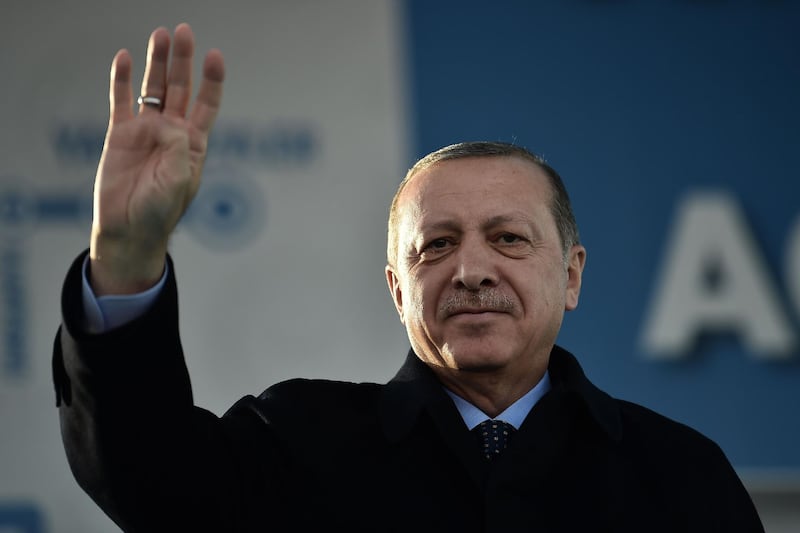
[{"xmin": 451, "ymin": 238, "xmax": 500, "ymax": 290}]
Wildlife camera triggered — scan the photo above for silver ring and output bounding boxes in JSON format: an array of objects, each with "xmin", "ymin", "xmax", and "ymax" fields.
[{"xmin": 137, "ymin": 95, "xmax": 163, "ymax": 108}]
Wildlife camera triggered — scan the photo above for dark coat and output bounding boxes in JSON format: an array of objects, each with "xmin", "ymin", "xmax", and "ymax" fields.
[{"xmin": 53, "ymin": 252, "xmax": 764, "ymax": 532}]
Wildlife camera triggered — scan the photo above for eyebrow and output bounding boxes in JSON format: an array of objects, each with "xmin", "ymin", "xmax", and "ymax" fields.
[
  {"xmin": 418, "ymin": 220, "xmax": 462, "ymax": 235},
  {"xmin": 419, "ymin": 213, "xmax": 534, "ymax": 235},
  {"xmin": 480, "ymin": 214, "xmax": 532, "ymax": 231}
]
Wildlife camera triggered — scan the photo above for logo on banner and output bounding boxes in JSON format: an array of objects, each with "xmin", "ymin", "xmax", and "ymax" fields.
[
  {"xmin": 0, "ymin": 119, "xmax": 318, "ymax": 379},
  {"xmin": 183, "ymin": 164, "xmax": 266, "ymax": 251}
]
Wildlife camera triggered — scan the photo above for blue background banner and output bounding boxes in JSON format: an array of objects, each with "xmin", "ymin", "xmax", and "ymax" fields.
[{"xmin": 405, "ymin": 0, "xmax": 799, "ymax": 470}]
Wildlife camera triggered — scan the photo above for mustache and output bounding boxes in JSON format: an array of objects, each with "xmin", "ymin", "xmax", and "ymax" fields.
[{"xmin": 439, "ymin": 290, "xmax": 516, "ymax": 316}]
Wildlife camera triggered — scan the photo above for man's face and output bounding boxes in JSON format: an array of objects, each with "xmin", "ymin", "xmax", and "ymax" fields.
[{"xmin": 386, "ymin": 156, "xmax": 585, "ymax": 376}]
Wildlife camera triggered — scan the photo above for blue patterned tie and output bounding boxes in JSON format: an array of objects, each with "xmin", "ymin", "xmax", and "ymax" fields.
[{"xmin": 474, "ymin": 419, "xmax": 515, "ymax": 460}]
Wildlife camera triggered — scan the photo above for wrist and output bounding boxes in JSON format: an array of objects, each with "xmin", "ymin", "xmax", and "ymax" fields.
[{"xmin": 89, "ymin": 231, "xmax": 167, "ymax": 296}]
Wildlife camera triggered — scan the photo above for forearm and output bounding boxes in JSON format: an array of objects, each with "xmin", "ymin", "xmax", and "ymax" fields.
[
  {"xmin": 56, "ymin": 251, "xmax": 196, "ymax": 528},
  {"xmin": 55, "ymin": 251, "xmax": 286, "ymax": 531}
]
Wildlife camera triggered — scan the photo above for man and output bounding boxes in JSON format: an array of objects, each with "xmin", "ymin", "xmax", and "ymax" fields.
[{"xmin": 53, "ymin": 24, "xmax": 764, "ymax": 532}]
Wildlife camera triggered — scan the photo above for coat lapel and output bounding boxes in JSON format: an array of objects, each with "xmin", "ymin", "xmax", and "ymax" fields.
[{"xmin": 380, "ymin": 351, "xmax": 489, "ymax": 487}]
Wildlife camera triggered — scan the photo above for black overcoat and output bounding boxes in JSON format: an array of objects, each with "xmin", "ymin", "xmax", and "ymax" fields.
[{"xmin": 53, "ymin": 252, "xmax": 764, "ymax": 532}]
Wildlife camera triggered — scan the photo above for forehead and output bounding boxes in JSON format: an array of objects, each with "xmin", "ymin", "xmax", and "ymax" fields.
[{"xmin": 398, "ymin": 155, "xmax": 553, "ymax": 224}]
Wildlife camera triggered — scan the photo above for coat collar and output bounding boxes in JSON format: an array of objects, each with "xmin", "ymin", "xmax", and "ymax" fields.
[
  {"xmin": 547, "ymin": 345, "xmax": 623, "ymax": 441},
  {"xmin": 380, "ymin": 345, "xmax": 622, "ymax": 443},
  {"xmin": 380, "ymin": 350, "xmax": 445, "ymax": 442}
]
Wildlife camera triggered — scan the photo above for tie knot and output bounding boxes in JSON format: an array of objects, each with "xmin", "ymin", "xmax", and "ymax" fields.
[{"xmin": 473, "ymin": 419, "xmax": 515, "ymax": 460}]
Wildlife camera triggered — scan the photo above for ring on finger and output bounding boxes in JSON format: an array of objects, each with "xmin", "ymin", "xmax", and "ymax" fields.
[{"xmin": 137, "ymin": 95, "xmax": 163, "ymax": 109}]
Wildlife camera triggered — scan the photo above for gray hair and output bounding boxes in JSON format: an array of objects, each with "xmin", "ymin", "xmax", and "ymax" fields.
[{"xmin": 387, "ymin": 141, "xmax": 580, "ymax": 267}]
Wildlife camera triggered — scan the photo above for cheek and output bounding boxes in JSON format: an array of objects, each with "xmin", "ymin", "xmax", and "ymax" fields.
[
  {"xmin": 404, "ymin": 275, "xmax": 439, "ymax": 321},
  {"xmin": 514, "ymin": 266, "xmax": 565, "ymax": 312}
]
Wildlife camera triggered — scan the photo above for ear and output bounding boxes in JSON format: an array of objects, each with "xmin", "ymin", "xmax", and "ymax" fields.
[
  {"xmin": 564, "ymin": 244, "xmax": 586, "ymax": 311},
  {"xmin": 385, "ymin": 265, "xmax": 406, "ymax": 324}
]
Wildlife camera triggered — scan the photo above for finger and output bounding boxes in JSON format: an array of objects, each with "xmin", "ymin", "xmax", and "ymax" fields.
[
  {"xmin": 189, "ymin": 48, "xmax": 225, "ymax": 135},
  {"xmin": 163, "ymin": 23, "xmax": 194, "ymax": 118},
  {"xmin": 138, "ymin": 27, "xmax": 170, "ymax": 114},
  {"xmin": 109, "ymin": 49, "xmax": 134, "ymax": 124}
]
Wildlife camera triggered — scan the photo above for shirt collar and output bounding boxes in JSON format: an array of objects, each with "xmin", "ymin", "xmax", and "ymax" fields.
[{"xmin": 444, "ymin": 371, "xmax": 551, "ymax": 430}]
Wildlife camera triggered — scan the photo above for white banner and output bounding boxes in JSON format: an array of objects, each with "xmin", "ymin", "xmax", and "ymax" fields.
[{"xmin": 0, "ymin": 1, "xmax": 409, "ymax": 530}]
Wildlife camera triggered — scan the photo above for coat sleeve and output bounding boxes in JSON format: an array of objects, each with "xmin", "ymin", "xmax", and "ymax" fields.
[{"xmin": 52, "ymin": 251, "xmax": 286, "ymax": 532}]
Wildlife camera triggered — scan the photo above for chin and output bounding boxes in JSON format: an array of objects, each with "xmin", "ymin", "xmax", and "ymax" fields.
[{"xmin": 446, "ymin": 349, "xmax": 511, "ymax": 373}]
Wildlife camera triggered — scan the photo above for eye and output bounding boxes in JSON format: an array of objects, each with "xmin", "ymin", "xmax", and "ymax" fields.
[
  {"xmin": 424, "ymin": 237, "xmax": 451, "ymax": 251},
  {"xmin": 498, "ymin": 233, "xmax": 523, "ymax": 244},
  {"xmin": 419, "ymin": 237, "xmax": 456, "ymax": 260}
]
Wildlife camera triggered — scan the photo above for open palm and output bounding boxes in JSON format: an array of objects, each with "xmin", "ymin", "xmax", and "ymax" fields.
[{"xmin": 90, "ymin": 24, "xmax": 224, "ymax": 295}]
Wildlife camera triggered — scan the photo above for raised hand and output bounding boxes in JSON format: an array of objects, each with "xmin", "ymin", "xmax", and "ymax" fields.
[{"xmin": 89, "ymin": 24, "xmax": 225, "ymax": 295}]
